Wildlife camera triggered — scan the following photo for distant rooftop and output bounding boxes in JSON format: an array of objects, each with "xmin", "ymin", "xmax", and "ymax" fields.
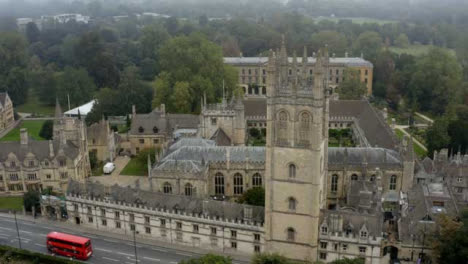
[{"xmin": 224, "ymin": 57, "xmax": 373, "ymax": 68}]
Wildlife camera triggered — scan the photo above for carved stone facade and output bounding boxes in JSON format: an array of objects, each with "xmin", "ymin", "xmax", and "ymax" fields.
[{"xmin": 0, "ymin": 92, "xmax": 14, "ymax": 133}]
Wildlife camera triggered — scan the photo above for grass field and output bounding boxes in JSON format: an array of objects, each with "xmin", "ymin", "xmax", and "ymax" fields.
[
  {"xmin": 395, "ymin": 128, "xmax": 427, "ymax": 158},
  {"xmin": 120, "ymin": 157, "xmax": 147, "ymax": 176},
  {"xmin": 0, "ymin": 120, "xmax": 46, "ymax": 142},
  {"xmin": 16, "ymin": 90, "xmax": 55, "ymax": 116},
  {"xmin": 0, "ymin": 196, "xmax": 23, "ymax": 210},
  {"xmin": 389, "ymin": 44, "xmax": 455, "ymax": 56},
  {"xmin": 315, "ymin": 16, "xmax": 397, "ymax": 25}
]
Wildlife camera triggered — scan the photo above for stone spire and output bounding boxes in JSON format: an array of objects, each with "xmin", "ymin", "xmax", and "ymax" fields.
[
  {"xmin": 54, "ymin": 97, "xmax": 63, "ymax": 120},
  {"xmin": 302, "ymin": 46, "xmax": 308, "ymax": 83}
]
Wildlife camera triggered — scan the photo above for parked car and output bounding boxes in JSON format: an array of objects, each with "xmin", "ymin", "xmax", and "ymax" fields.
[{"xmin": 103, "ymin": 162, "xmax": 116, "ymax": 174}]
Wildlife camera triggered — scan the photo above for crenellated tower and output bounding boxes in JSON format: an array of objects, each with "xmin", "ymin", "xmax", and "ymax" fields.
[{"xmin": 264, "ymin": 38, "xmax": 329, "ymax": 261}]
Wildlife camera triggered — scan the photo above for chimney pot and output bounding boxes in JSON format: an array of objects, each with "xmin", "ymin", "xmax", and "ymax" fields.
[{"xmin": 20, "ymin": 128, "xmax": 28, "ymax": 145}]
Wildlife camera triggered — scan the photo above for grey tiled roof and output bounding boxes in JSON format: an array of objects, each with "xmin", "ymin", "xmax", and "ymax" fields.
[
  {"xmin": 224, "ymin": 57, "xmax": 373, "ymax": 68},
  {"xmin": 243, "ymin": 99, "xmax": 266, "ymax": 118},
  {"xmin": 320, "ymin": 208, "xmax": 383, "ymax": 237},
  {"xmin": 328, "ymin": 147, "xmax": 402, "ymax": 165},
  {"xmin": 330, "ymin": 100, "xmax": 399, "ymax": 150},
  {"xmin": 0, "ymin": 140, "xmax": 79, "ymax": 161},
  {"xmin": 162, "ymin": 146, "xmax": 266, "ymax": 164},
  {"xmin": 67, "ymin": 180, "xmax": 265, "ymax": 223},
  {"xmin": 130, "ymin": 111, "xmax": 199, "ymax": 135},
  {"xmin": 210, "ymin": 128, "xmax": 232, "ymax": 146},
  {"xmin": 168, "ymin": 138, "xmax": 215, "ymax": 152}
]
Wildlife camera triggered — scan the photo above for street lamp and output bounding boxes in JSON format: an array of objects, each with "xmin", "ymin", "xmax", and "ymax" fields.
[
  {"xmin": 14, "ymin": 210, "xmax": 22, "ymax": 249},
  {"xmin": 133, "ymin": 229, "xmax": 139, "ymax": 264}
]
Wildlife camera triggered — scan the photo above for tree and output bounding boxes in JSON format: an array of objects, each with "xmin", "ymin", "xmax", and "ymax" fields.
[
  {"xmin": 252, "ymin": 253, "xmax": 289, "ymax": 264},
  {"xmin": 23, "ymin": 190, "xmax": 40, "ymax": 212},
  {"xmin": 352, "ymin": 31, "xmax": 383, "ymax": 62},
  {"xmin": 171, "ymin": 81, "xmax": 191, "ymax": 113},
  {"xmin": 394, "ymin": 33, "xmax": 410, "ymax": 48},
  {"xmin": 157, "ymin": 33, "xmax": 237, "ymax": 113},
  {"xmin": 89, "ymin": 150, "xmax": 98, "ymax": 170},
  {"xmin": 25, "ymin": 22, "xmax": 40, "ymax": 43},
  {"xmin": 309, "ymin": 31, "xmax": 347, "ymax": 56},
  {"xmin": 408, "ymin": 48, "xmax": 462, "ymax": 115},
  {"xmin": 431, "ymin": 211, "xmax": 468, "ymax": 264},
  {"xmin": 140, "ymin": 24, "xmax": 170, "ymax": 60},
  {"xmin": 330, "ymin": 258, "xmax": 365, "ymax": 264},
  {"xmin": 425, "ymin": 117, "xmax": 451, "ymax": 157},
  {"xmin": 237, "ymin": 187, "xmax": 265, "ymax": 206},
  {"xmin": 39, "ymin": 120, "xmax": 54, "ymax": 140},
  {"xmin": 30, "ymin": 64, "xmax": 57, "ymax": 106},
  {"xmin": 55, "ymin": 67, "xmax": 96, "ymax": 108},
  {"xmin": 336, "ymin": 69, "xmax": 367, "ymax": 100},
  {"xmin": 179, "ymin": 254, "xmax": 232, "ymax": 264}
]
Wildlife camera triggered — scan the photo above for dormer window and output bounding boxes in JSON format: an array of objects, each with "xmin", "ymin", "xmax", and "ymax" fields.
[
  {"xmin": 457, "ymin": 177, "xmax": 463, "ymax": 182},
  {"xmin": 45, "ymin": 161, "xmax": 49, "ymax": 166},
  {"xmin": 29, "ymin": 161, "xmax": 34, "ymax": 167},
  {"xmin": 59, "ymin": 160, "xmax": 65, "ymax": 167},
  {"xmin": 321, "ymin": 226, "xmax": 328, "ymax": 234},
  {"xmin": 153, "ymin": 127, "xmax": 159, "ymax": 133},
  {"xmin": 11, "ymin": 161, "xmax": 16, "ymax": 167},
  {"xmin": 138, "ymin": 126, "xmax": 144, "ymax": 133},
  {"xmin": 360, "ymin": 231, "xmax": 367, "ymax": 238}
]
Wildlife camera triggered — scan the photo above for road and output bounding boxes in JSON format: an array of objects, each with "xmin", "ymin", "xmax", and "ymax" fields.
[{"xmin": 0, "ymin": 215, "xmax": 244, "ymax": 264}]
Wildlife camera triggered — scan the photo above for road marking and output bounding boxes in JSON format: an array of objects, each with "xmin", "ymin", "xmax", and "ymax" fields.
[
  {"xmin": 0, "ymin": 234, "xmax": 10, "ymax": 237},
  {"xmin": 95, "ymin": 247, "xmax": 113, "ymax": 252},
  {"xmin": 126, "ymin": 257, "xmax": 140, "ymax": 262},
  {"xmin": 176, "ymin": 252, "xmax": 193, "ymax": 257},
  {"xmin": 102, "ymin": 257, "xmax": 119, "ymax": 262},
  {"xmin": 19, "ymin": 230, "xmax": 32, "ymax": 234},
  {"xmin": 143, "ymin": 257, "xmax": 160, "ymax": 262},
  {"xmin": 34, "ymin": 243, "xmax": 46, "ymax": 247},
  {"xmin": 170, "ymin": 262, "xmax": 178, "ymax": 264},
  {"xmin": 37, "ymin": 234, "xmax": 47, "ymax": 237},
  {"xmin": 151, "ymin": 248, "xmax": 167, "ymax": 253},
  {"xmin": 0, "ymin": 227, "xmax": 12, "ymax": 231},
  {"xmin": 21, "ymin": 222, "xmax": 36, "ymax": 226},
  {"xmin": 117, "ymin": 252, "xmax": 134, "ymax": 257},
  {"xmin": 103, "ymin": 238, "xmax": 118, "ymax": 243},
  {"xmin": 0, "ymin": 219, "xmax": 14, "ymax": 223},
  {"xmin": 126, "ymin": 243, "xmax": 142, "ymax": 248}
]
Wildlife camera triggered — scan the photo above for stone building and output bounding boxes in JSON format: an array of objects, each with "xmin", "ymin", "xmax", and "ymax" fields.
[
  {"xmin": 0, "ymin": 92, "xmax": 15, "ymax": 133},
  {"xmin": 224, "ymin": 50, "xmax": 374, "ymax": 97},
  {"xmin": 65, "ymin": 180, "xmax": 265, "ymax": 256},
  {"xmin": 87, "ymin": 118, "xmax": 119, "ymax": 162},
  {"xmin": 199, "ymin": 95, "xmax": 246, "ymax": 146},
  {"xmin": 128, "ymin": 104, "xmax": 199, "ymax": 155},
  {"xmin": 0, "ymin": 100, "xmax": 90, "ymax": 194}
]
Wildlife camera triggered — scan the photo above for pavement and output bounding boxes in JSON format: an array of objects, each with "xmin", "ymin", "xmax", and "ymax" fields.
[
  {"xmin": 415, "ymin": 112, "xmax": 434, "ymax": 124},
  {"xmin": 394, "ymin": 125, "xmax": 428, "ymax": 151},
  {"xmin": 0, "ymin": 213, "xmax": 249, "ymax": 264},
  {"xmin": 89, "ymin": 156, "xmax": 142, "ymax": 188}
]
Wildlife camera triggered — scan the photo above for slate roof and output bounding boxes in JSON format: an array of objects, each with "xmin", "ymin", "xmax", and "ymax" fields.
[
  {"xmin": 0, "ymin": 140, "xmax": 80, "ymax": 161},
  {"xmin": 161, "ymin": 146, "xmax": 265, "ymax": 164},
  {"xmin": 169, "ymin": 138, "xmax": 216, "ymax": 152},
  {"xmin": 329, "ymin": 100, "xmax": 399, "ymax": 150},
  {"xmin": 210, "ymin": 128, "xmax": 232, "ymax": 146},
  {"xmin": 224, "ymin": 57, "xmax": 373, "ymax": 68},
  {"xmin": 130, "ymin": 111, "xmax": 199, "ymax": 136},
  {"xmin": 243, "ymin": 99, "xmax": 266, "ymax": 118},
  {"xmin": 320, "ymin": 208, "xmax": 383, "ymax": 238},
  {"xmin": 328, "ymin": 147, "xmax": 402, "ymax": 166},
  {"xmin": 67, "ymin": 180, "xmax": 265, "ymax": 223}
]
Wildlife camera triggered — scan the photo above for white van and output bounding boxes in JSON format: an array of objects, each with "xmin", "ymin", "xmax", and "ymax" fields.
[{"xmin": 103, "ymin": 162, "xmax": 116, "ymax": 174}]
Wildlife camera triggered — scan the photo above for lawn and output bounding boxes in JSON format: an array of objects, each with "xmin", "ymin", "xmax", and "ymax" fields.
[
  {"xmin": 0, "ymin": 120, "xmax": 46, "ymax": 142},
  {"xmin": 395, "ymin": 128, "xmax": 427, "ymax": 158},
  {"xmin": 389, "ymin": 44, "xmax": 455, "ymax": 57},
  {"xmin": 0, "ymin": 196, "xmax": 23, "ymax": 210},
  {"xmin": 120, "ymin": 157, "xmax": 148, "ymax": 176},
  {"xmin": 16, "ymin": 89, "xmax": 55, "ymax": 117}
]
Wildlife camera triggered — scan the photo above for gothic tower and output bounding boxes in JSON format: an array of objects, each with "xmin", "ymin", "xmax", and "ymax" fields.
[{"xmin": 264, "ymin": 39, "xmax": 329, "ymax": 261}]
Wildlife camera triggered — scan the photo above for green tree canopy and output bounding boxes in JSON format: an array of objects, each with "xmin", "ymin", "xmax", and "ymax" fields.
[
  {"xmin": 394, "ymin": 33, "xmax": 410, "ymax": 48},
  {"xmin": 238, "ymin": 187, "xmax": 265, "ymax": 207},
  {"xmin": 39, "ymin": 120, "xmax": 54, "ymax": 140},
  {"xmin": 179, "ymin": 254, "xmax": 232, "ymax": 264},
  {"xmin": 408, "ymin": 48, "xmax": 463, "ymax": 115},
  {"xmin": 55, "ymin": 67, "xmax": 96, "ymax": 108},
  {"xmin": 309, "ymin": 30, "xmax": 347, "ymax": 56},
  {"xmin": 157, "ymin": 33, "xmax": 238, "ymax": 113},
  {"xmin": 171, "ymin": 81, "xmax": 191, "ymax": 113},
  {"xmin": 432, "ymin": 211, "xmax": 468, "ymax": 264},
  {"xmin": 352, "ymin": 31, "xmax": 383, "ymax": 62},
  {"xmin": 336, "ymin": 68, "xmax": 367, "ymax": 100}
]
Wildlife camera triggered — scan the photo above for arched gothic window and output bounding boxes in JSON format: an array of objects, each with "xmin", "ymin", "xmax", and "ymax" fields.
[
  {"xmin": 299, "ymin": 112, "xmax": 311, "ymax": 144},
  {"xmin": 138, "ymin": 126, "xmax": 144, "ymax": 133},
  {"xmin": 390, "ymin": 175, "xmax": 397, "ymax": 190},
  {"xmin": 370, "ymin": 175, "xmax": 376, "ymax": 182},
  {"xmin": 163, "ymin": 182, "xmax": 172, "ymax": 194},
  {"xmin": 287, "ymin": 227, "xmax": 295, "ymax": 241},
  {"xmin": 289, "ymin": 164, "xmax": 296, "ymax": 178},
  {"xmin": 252, "ymin": 173, "xmax": 262, "ymax": 187},
  {"xmin": 331, "ymin": 174, "xmax": 339, "ymax": 192},
  {"xmin": 351, "ymin": 174, "xmax": 358, "ymax": 181},
  {"xmin": 234, "ymin": 173, "xmax": 243, "ymax": 195},
  {"xmin": 215, "ymin": 173, "xmax": 225, "ymax": 195},
  {"xmin": 277, "ymin": 111, "xmax": 288, "ymax": 145},
  {"xmin": 184, "ymin": 183, "xmax": 193, "ymax": 196},
  {"xmin": 153, "ymin": 126, "xmax": 159, "ymax": 133},
  {"xmin": 288, "ymin": 197, "xmax": 296, "ymax": 211}
]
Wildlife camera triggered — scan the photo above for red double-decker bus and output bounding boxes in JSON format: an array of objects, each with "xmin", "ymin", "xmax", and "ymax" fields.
[{"xmin": 46, "ymin": 232, "xmax": 93, "ymax": 260}]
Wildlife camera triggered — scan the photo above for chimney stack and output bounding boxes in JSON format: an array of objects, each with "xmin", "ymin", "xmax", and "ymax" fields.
[
  {"xmin": 20, "ymin": 128, "xmax": 28, "ymax": 145},
  {"xmin": 160, "ymin": 104, "xmax": 166, "ymax": 118},
  {"xmin": 49, "ymin": 140, "xmax": 54, "ymax": 158},
  {"xmin": 132, "ymin": 105, "xmax": 136, "ymax": 117}
]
